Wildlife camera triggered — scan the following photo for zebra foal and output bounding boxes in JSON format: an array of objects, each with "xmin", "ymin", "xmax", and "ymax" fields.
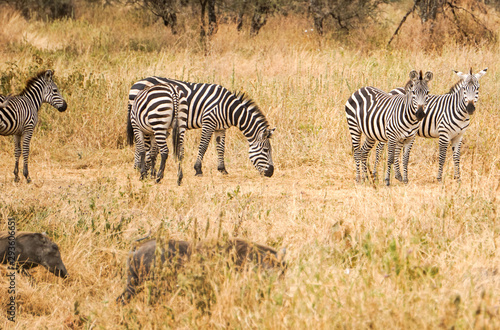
[
  {"xmin": 127, "ymin": 83, "xmax": 188, "ymax": 185},
  {"xmin": 128, "ymin": 77, "xmax": 275, "ymax": 178},
  {"xmin": 374, "ymin": 67, "xmax": 487, "ymax": 182},
  {"xmin": 0, "ymin": 70, "xmax": 67, "ymax": 183},
  {"xmin": 345, "ymin": 70, "xmax": 433, "ymax": 186}
]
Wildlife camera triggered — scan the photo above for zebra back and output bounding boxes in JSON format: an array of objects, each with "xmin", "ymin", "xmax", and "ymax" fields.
[{"xmin": 128, "ymin": 77, "xmax": 275, "ymax": 177}]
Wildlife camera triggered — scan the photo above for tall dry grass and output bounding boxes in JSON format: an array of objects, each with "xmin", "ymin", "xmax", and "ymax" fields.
[{"xmin": 0, "ymin": 2, "xmax": 500, "ymax": 328}]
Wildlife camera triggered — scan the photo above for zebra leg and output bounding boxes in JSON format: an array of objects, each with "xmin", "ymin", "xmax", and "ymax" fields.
[
  {"xmin": 437, "ymin": 135, "xmax": 450, "ymax": 182},
  {"xmin": 21, "ymin": 132, "xmax": 33, "ymax": 183},
  {"xmin": 194, "ymin": 125, "xmax": 215, "ymax": 176},
  {"xmin": 373, "ymin": 142, "xmax": 385, "ymax": 181},
  {"xmin": 143, "ymin": 135, "xmax": 153, "ymax": 177},
  {"xmin": 451, "ymin": 135, "xmax": 463, "ymax": 182},
  {"xmin": 359, "ymin": 139, "xmax": 376, "ymax": 182},
  {"xmin": 156, "ymin": 153, "xmax": 168, "ymax": 184},
  {"xmin": 392, "ymin": 142, "xmax": 403, "ymax": 183},
  {"xmin": 348, "ymin": 128, "xmax": 363, "ymax": 182},
  {"xmin": 214, "ymin": 130, "xmax": 228, "ymax": 175},
  {"xmin": 401, "ymin": 137, "xmax": 416, "ymax": 184},
  {"xmin": 139, "ymin": 150, "xmax": 148, "ymax": 180},
  {"xmin": 155, "ymin": 131, "xmax": 169, "ymax": 184},
  {"xmin": 393, "ymin": 145, "xmax": 403, "ymax": 182},
  {"xmin": 176, "ymin": 130, "xmax": 186, "ymax": 186},
  {"xmin": 148, "ymin": 138, "xmax": 159, "ymax": 179},
  {"xmin": 385, "ymin": 139, "xmax": 399, "ymax": 186},
  {"xmin": 135, "ymin": 131, "xmax": 148, "ymax": 180},
  {"xmin": 13, "ymin": 135, "xmax": 21, "ymax": 182}
]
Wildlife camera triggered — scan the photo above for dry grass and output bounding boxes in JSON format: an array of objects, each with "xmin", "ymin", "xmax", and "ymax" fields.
[{"xmin": 1, "ymin": 2, "xmax": 500, "ymax": 328}]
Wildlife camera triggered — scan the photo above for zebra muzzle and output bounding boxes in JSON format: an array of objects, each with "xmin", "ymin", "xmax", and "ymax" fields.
[
  {"xmin": 264, "ymin": 165, "xmax": 274, "ymax": 177},
  {"xmin": 57, "ymin": 101, "xmax": 68, "ymax": 112},
  {"xmin": 416, "ymin": 106, "xmax": 426, "ymax": 121},
  {"xmin": 466, "ymin": 102, "xmax": 475, "ymax": 115}
]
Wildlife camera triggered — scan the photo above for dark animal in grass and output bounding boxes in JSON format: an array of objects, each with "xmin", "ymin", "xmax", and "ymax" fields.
[
  {"xmin": 116, "ymin": 237, "xmax": 286, "ymax": 304},
  {"xmin": 0, "ymin": 231, "xmax": 68, "ymax": 279}
]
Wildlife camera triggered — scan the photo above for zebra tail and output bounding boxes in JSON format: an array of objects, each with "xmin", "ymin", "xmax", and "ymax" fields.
[
  {"xmin": 126, "ymin": 103, "xmax": 134, "ymax": 146},
  {"xmin": 172, "ymin": 94, "xmax": 181, "ymax": 162}
]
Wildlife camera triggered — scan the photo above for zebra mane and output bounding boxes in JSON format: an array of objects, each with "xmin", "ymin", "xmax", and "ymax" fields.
[
  {"xmin": 234, "ymin": 92, "xmax": 269, "ymax": 127},
  {"xmin": 20, "ymin": 70, "xmax": 50, "ymax": 96},
  {"xmin": 403, "ymin": 79, "xmax": 413, "ymax": 92},
  {"xmin": 447, "ymin": 79, "xmax": 464, "ymax": 94}
]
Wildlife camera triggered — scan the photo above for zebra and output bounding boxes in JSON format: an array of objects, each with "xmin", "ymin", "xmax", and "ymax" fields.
[
  {"xmin": 0, "ymin": 70, "xmax": 67, "ymax": 183},
  {"xmin": 127, "ymin": 83, "xmax": 188, "ymax": 185},
  {"xmin": 128, "ymin": 77, "xmax": 275, "ymax": 178},
  {"xmin": 345, "ymin": 70, "xmax": 433, "ymax": 186},
  {"xmin": 372, "ymin": 68, "xmax": 488, "ymax": 183}
]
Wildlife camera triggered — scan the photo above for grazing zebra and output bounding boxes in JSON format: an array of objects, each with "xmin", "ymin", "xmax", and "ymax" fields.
[
  {"xmin": 128, "ymin": 77, "xmax": 275, "ymax": 177},
  {"xmin": 0, "ymin": 70, "xmax": 67, "ymax": 183},
  {"xmin": 127, "ymin": 83, "xmax": 188, "ymax": 185},
  {"xmin": 373, "ymin": 68, "xmax": 487, "ymax": 182},
  {"xmin": 345, "ymin": 70, "xmax": 433, "ymax": 186}
]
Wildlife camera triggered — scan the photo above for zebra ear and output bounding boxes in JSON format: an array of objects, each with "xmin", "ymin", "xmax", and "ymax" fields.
[
  {"xmin": 454, "ymin": 70, "xmax": 468, "ymax": 80},
  {"xmin": 475, "ymin": 68, "xmax": 488, "ymax": 79},
  {"xmin": 423, "ymin": 71, "xmax": 433, "ymax": 82},
  {"xmin": 409, "ymin": 70, "xmax": 419, "ymax": 81},
  {"xmin": 266, "ymin": 128, "xmax": 276, "ymax": 139},
  {"xmin": 45, "ymin": 70, "xmax": 54, "ymax": 80}
]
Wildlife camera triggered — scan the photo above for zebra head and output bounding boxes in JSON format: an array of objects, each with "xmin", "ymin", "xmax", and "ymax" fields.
[
  {"xmin": 454, "ymin": 67, "xmax": 487, "ymax": 115},
  {"xmin": 249, "ymin": 127, "xmax": 275, "ymax": 177},
  {"xmin": 41, "ymin": 70, "xmax": 67, "ymax": 112},
  {"xmin": 406, "ymin": 70, "xmax": 433, "ymax": 121}
]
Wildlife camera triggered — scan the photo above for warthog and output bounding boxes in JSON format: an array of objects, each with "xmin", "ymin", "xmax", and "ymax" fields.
[
  {"xmin": 0, "ymin": 231, "xmax": 68, "ymax": 279},
  {"xmin": 116, "ymin": 237, "xmax": 286, "ymax": 304}
]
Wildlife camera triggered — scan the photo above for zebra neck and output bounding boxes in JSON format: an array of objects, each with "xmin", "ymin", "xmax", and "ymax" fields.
[
  {"xmin": 457, "ymin": 98, "xmax": 470, "ymax": 117},
  {"xmin": 231, "ymin": 102, "xmax": 269, "ymax": 141},
  {"xmin": 239, "ymin": 120, "xmax": 268, "ymax": 142},
  {"xmin": 402, "ymin": 95, "xmax": 420, "ymax": 123},
  {"xmin": 21, "ymin": 85, "xmax": 45, "ymax": 111}
]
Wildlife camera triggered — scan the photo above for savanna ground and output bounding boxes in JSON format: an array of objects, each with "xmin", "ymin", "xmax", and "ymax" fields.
[{"xmin": 1, "ymin": 1, "xmax": 500, "ymax": 328}]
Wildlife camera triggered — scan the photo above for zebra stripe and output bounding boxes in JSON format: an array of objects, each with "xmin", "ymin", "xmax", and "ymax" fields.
[
  {"xmin": 345, "ymin": 70, "xmax": 433, "ymax": 186},
  {"xmin": 128, "ymin": 77, "xmax": 275, "ymax": 177},
  {"xmin": 374, "ymin": 67, "xmax": 487, "ymax": 182},
  {"xmin": 0, "ymin": 70, "xmax": 67, "ymax": 183},
  {"xmin": 127, "ymin": 83, "xmax": 188, "ymax": 185}
]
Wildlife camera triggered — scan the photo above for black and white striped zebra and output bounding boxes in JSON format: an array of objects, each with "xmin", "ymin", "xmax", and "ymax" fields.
[
  {"xmin": 345, "ymin": 70, "xmax": 433, "ymax": 186},
  {"xmin": 373, "ymin": 68, "xmax": 487, "ymax": 182},
  {"xmin": 127, "ymin": 83, "xmax": 188, "ymax": 185},
  {"xmin": 128, "ymin": 77, "xmax": 275, "ymax": 177},
  {"xmin": 0, "ymin": 70, "xmax": 67, "ymax": 183}
]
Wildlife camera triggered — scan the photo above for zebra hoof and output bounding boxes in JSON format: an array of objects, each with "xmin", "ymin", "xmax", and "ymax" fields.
[
  {"xmin": 14, "ymin": 177, "xmax": 20, "ymax": 183},
  {"xmin": 395, "ymin": 174, "xmax": 403, "ymax": 182},
  {"xmin": 385, "ymin": 179, "xmax": 391, "ymax": 186},
  {"xmin": 26, "ymin": 177, "xmax": 32, "ymax": 184},
  {"xmin": 218, "ymin": 168, "xmax": 228, "ymax": 175},
  {"xmin": 195, "ymin": 173, "xmax": 203, "ymax": 177}
]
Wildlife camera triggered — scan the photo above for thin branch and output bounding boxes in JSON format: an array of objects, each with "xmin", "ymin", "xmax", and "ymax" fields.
[
  {"xmin": 387, "ymin": 2, "xmax": 417, "ymax": 47},
  {"xmin": 445, "ymin": 1, "xmax": 494, "ymax": 35}
]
